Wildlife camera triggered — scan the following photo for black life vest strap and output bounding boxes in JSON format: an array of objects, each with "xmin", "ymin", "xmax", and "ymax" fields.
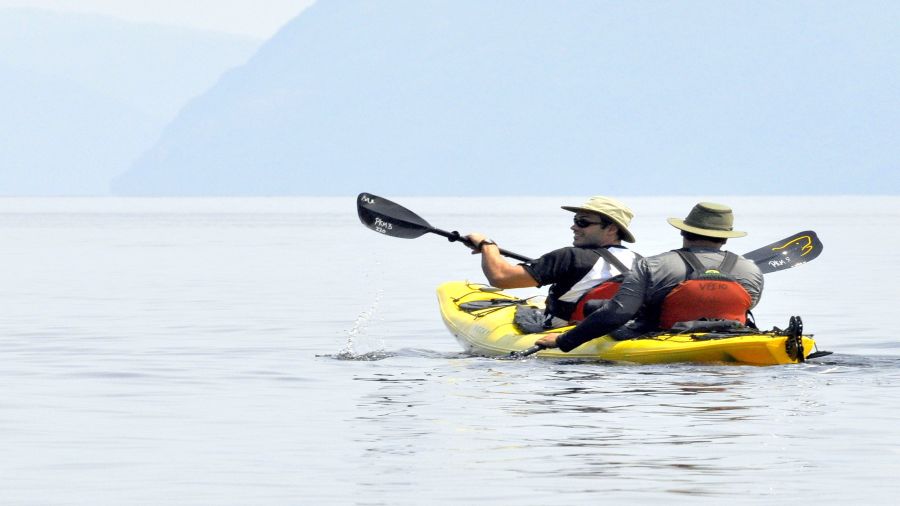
[
  {"xmin": 675, "ymin": 250, "xmax": 708, "ymax": 276},
  {"xmin": 718, "ymin": 251, "xmax": 739, "ymax": 274},
  {"xmin": 675, "ymin": 250, "xmax": 740, "ymax": 277},
  {"xmin": 597, "ymin": 247, "xmax": 630, "ymax": 274}
]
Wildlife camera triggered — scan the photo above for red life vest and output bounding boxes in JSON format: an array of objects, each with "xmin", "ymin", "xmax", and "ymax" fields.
[
  {"xmin": 570, "ymin": 279, "xmax": 621, "ymax": 322},
  {"xmin": 657, "ymin": 251, "xmax": 752, "ymax": 329},
  {"xmin": 569, "ymin": 248, "xmax": 634, "ymax": 323}
]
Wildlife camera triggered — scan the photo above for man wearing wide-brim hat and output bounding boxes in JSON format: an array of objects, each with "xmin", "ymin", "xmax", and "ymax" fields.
[
  {"xmin": 536, "ymin": 202, "xmax": 764, "ymax": 352},
  {"xmin": 465, "ymin": 195, "xmax": 641, "ymax": 325}
]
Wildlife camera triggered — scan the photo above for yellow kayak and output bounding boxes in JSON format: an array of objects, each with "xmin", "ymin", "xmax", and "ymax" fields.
[{"xmin": 437, "ymin": 281, "xmax": 819, "ymax": 365}]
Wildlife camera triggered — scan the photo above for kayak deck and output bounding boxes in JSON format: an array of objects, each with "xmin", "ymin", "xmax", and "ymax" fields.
[{"xmin": 437, "ymin": 281, "xmax": 817, "ymax": 366}]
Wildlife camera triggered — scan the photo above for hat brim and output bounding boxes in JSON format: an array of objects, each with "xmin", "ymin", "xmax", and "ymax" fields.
[
  {"xmin": 667, "ymin": 218, "xmax": 747, "ymax": 238},
  {"xmin": 562, "ymin": 206, "xmax": 636, "ymax": 243}
]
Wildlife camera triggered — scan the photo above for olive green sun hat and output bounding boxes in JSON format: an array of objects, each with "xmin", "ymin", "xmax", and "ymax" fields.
[
  {"xmin": 561, "ymin": 196, "xmax": 636, "ymax": 243},
  {"xmin": 667, "ymin": 202, "xmax": 747, "ymax": 238}
]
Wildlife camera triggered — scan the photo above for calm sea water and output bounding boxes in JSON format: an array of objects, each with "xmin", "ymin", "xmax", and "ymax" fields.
[{"xmin": 1, "ymin": 196, "xmax": 898, "ymax": 505}]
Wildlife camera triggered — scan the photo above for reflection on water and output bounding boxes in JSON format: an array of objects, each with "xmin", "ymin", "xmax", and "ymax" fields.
[{"xmin": 343, "ymin": 352, "xmax": 900, "ymax": 502}]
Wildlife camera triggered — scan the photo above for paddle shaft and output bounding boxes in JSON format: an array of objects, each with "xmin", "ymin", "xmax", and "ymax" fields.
[
  {"xmin": 422, "ymin": 227, "xmax": 813, "ymax": 273},
  {"xmin": 511, "ymin": 344, "xmax": 546, "ymax": 358},
  {"xmin": 428, "ymin": 227, "xmax": 533, "ymax": 262}
]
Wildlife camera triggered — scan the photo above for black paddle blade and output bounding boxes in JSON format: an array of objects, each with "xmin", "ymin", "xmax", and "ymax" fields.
[
  {"xmin": 743, "ymin": 230, "xmax": 823, "ymax": 274},
  {"xmin": 357, "ymin": 193, "xmax": 434, "ymax": 239}
]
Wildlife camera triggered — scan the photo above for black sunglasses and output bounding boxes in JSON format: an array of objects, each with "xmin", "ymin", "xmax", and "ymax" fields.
[{"xmin": 573, "ymin": 217, "xmax": 609, "ymax": 228}]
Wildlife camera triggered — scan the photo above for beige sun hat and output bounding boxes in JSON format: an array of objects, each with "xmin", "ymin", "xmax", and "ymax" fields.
[
  {"xmin": 561, "ymin": 196, "xmax": 636, "ymax": 243},
  {"xmin": 667, "ymin": 202, "xmax": 747, "ymax": 238}
]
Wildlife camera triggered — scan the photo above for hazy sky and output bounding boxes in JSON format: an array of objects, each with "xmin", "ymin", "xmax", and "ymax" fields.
[{"xmin": 0, "ymin": 0, "xmax": 316, "ymax": 38}]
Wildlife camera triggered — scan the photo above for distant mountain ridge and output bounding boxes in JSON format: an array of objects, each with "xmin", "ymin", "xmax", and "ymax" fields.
[
  {"xmin": 0, "ymin": 60, "xmax": 157, "ymax": 195},
  {"xmin": 0, "ymin": 8, "xmax": 259, "ymax": 121},
  {"xmin": 0, "ymin": 8, "xmax": 260, "ymax": 195},
  {"xmin": 110, "ymin": 1, "xmax": 900, "ymax": 196}
]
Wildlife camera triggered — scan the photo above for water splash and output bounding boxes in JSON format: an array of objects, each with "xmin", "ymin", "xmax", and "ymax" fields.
[
  {"xmin": 337, "ymin": 286, "xmax": 385, "ymax": 359},
  {"xmin": 321, "ymin": 347, "xmax": 466, "ymax": 361},
  {"xmin": 329, "ymin": 349, "xmax": 394, "ymax": 361}
]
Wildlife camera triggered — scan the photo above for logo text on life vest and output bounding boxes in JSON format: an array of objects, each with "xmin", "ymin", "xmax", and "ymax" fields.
[{"xmin": 699, "ymin": 282, "xmax": 730, "ymax": 291}]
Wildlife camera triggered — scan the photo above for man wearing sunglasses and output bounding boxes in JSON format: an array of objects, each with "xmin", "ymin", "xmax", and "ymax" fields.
[
  {"xmin": 466, "ymin": 196, "xmax": 639, "ymax": 327},
  {"xmin": 534, "ymin": 202, "xmax": 764, "ymax": 351}
]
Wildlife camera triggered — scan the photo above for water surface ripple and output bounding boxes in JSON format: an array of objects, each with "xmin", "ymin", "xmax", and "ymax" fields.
[{"xmin": 1, "ymin": 197, "xmax": 897, "ymax": 505}]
